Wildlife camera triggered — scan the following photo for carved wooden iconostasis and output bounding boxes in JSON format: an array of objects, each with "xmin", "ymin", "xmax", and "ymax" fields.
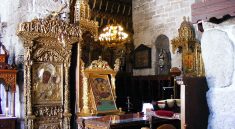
[
  {"xmin": 171, "ymin": 17, "xmax": 204, "ymax": 77},
  {"xmin": 17, "ymin": 16, "xmax": 80, "ymax": 129}
]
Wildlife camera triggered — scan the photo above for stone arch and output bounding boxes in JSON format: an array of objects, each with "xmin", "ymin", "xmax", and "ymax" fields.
[{"xmin": 155, "ymin": 34, "xmax": 171, "ymax": 75}]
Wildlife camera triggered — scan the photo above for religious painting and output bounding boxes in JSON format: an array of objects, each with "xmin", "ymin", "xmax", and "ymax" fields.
[
  {"xmin": 183, "ymin": 53, "xmax": 194, "ymax": 73},
  {"xmin": 133, "ymin": 44, "xmax": 151, "ymax": 69},
  {"xmin": 89, "ymin": 74, "xmax": 117, "ymax": 113},
  {"xmin": 32, "ymin": 62, "xmax": 63, "ymax": 104}
]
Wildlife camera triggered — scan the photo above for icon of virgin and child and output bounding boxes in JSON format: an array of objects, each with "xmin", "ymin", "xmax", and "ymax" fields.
[{"xmin": 33, "ymin": 63, "xmax": 62, "ymax": 103}]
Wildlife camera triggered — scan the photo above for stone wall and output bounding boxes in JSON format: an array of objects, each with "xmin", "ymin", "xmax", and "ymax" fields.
[
  {"xmin": 201, "ymin": 19, "xmax": 235, "ymax": 129},
  {"xmin": 0, "ymin": 0, "xmax": 69, "ymax": 57},
  {"xmin": 132, "ymin": 0, "xmax": 195, "ymax": 75}
]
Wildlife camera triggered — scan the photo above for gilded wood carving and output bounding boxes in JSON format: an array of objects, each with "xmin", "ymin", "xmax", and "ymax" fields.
[
  {"xmin": 0, "ymin": 71, "xmax": 17, "ymax": 92},
  {"xmin": 75, "ymin": 0, "xmax": 99, "ymax": 38},
  {"xmin": 17, "ymin": 17, "xmax": 80, "ymax": 129},
  {"xmin": 171, "ymin": 17, "xmax": 204, "ymax": 76},
  {"xmin": 77, "ymin": 56, "xmax": 121, "ymax": 116}
]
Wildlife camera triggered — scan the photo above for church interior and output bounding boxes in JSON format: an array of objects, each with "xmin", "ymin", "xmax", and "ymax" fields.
[{"xmin": 0, "ymin": 0, "xmax": 235, "ymax": 129}]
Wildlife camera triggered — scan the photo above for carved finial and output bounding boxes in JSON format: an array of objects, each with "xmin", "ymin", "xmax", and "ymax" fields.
[
  {"xmin": 88, "ymin": 56, "xmax": 111, "ymax": 70},
  {"xmin": 98, "ymin": 56, "xmax": 102, "ymax": 60},
  {"xmin": 183, "ymin": 16, "xmax": 186, "ymax": 21}
]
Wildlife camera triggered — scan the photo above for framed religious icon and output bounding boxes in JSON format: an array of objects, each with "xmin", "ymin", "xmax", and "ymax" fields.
[
  {"xmin": 183, "ymin": 53, "xmax": 194, "ymax": 74},
  {"xmin": 89, "ymin": 74, "xmax": 117, "ymax": 114},
  {"xmin": 133, "ymin": 44, "xmax": 151, "ymax": 69},
  {"xmin": 32, "ymin": 63, "xmax": 63, "ymax": 105}
]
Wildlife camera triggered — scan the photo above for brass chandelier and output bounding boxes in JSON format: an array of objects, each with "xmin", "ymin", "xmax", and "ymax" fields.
[{"xmin": 98, "ymin": 24, "xmax": 129, "ymax": 48}]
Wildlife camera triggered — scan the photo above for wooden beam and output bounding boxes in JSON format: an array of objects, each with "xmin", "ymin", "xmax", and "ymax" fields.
[
  {"xmin": 111, "ymin": 3, "xmax": 115, "ymax": 13},
  {"xmin": 99, "ymin": 0, "xmax": 102, "ymax": 11},
  {"xmin": 92, "ymin": 0, "xmax": 96, "ymax": 10},
  {"xmin": 117, "ymin": 4, "xmax": 120, "ymax": 14},
  {"xmin": 122, "ymin": 5, "xmax": 126, "ymax": 15},
  {"xmin": 91, "ymin": 10, "xmax": 132, "ymax": 22},
  {"xmin": 105, "ymin": 1, "xmax": 109, "ymax": 12},
  {"xmin": 128, "ymin": 6, "xmax": 131, "ymax": 16}
]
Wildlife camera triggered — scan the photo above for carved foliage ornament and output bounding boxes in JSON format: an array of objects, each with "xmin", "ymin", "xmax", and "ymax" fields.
[
  {"xmin": 17, "ymin": 18, "xmax": 80, "ymax": 43},
  {"xmin": 80, "ymin": 18, "xmax": 99, "ymax": 38},
  {"xmin": 32, "ymin": 38, "xmax": 72, "ymax": 63},
  {"xmin": 0, "ymin": 72, "xmax": 17, "ymax": 92},
  {"xmin": 88, "ymin": 56, "xmax": 112, "ymax": 70},
  {"xmin": 33, "ymin": 105, "xmax": 63, "ymax": 117}
]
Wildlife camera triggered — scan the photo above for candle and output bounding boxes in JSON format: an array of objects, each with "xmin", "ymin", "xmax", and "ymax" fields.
[
  {"xmin": 0, "ymin": 96, "xmax": 2, "ymax": 114},
  {"xmin": 5, "ymin": 107, "xmax": 9, "ymax": 116}
]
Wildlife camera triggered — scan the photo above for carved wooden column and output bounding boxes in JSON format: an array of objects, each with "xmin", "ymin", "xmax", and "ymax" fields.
[
  {"xmin": 81, "ymin": 71, "xmax": 90, "ymax": 115},
  {"xmin": 11, "ymin": 92, "xmax": 15, "ymax": 116},
  {"xmin": 64, "ymin": 50, "xmax": 72, "ymax": 129},
  {"xmin": 5, "ymin": 88, "xmax": 8, "ymax": 115},
  {"xmin": 23, "ymin": 43, "xmax": 36, "ymax": 129},
  {"xmin": 110, "ymin": 74, "xmax": 117, "ymax": 100},
  {"xmin": 76, "ymin": 37, "xmax": 82, "ymax": 114}
]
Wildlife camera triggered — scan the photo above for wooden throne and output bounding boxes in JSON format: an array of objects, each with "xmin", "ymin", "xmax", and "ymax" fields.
[{"xmin": 17, "ymin": 17, "xmax": 80, "ymax": 129}]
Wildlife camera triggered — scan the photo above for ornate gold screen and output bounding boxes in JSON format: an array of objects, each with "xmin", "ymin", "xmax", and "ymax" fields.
[{"xmin": 17, "ymin": 17, "xmax": 80, "ymax": 129}]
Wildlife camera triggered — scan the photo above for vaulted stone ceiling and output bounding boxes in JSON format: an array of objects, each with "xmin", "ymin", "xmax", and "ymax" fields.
[{"xmin": 88, "ymin": 0, "xmax": 133, "ymax": 33}]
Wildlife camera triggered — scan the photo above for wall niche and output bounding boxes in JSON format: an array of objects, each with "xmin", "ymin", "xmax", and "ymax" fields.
[{"xmin": 155, "ymin": 34, "xmax": 171, "ymax": 75}]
